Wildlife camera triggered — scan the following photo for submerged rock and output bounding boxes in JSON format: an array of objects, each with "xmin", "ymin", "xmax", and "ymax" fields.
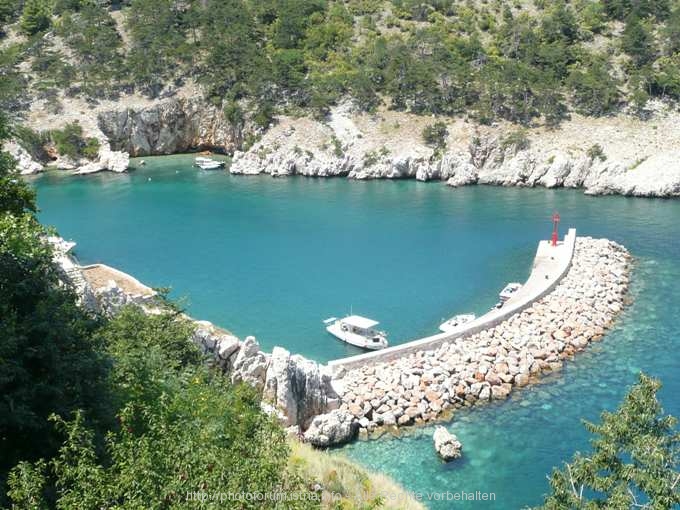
[{"xmin": 433, "ymin": 426, "xmax": 463, "ymax": 461}]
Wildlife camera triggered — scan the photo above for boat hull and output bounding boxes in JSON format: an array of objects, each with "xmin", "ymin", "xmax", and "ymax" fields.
[{"xmin": 326, "ymin": 323, "xmax": 388, "ymax": 350}]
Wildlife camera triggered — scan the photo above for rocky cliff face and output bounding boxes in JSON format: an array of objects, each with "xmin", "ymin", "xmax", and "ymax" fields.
[
  {"xmin": 98, "ymin": 97, "xmax": 242, "ymax": 156},
  {"xmin": 229, "ymin": 105, "xmax": 680, "ymax": 198},
  {"xmin": 14, "ymin": 92, "xmax": 680, "ymax": 197}
]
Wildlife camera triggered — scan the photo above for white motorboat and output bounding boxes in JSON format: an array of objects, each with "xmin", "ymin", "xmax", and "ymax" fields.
[
  {"xmin": 324, "ymin": 315, "xmax": 388, "ymax": 350},
  {"xmin": 194, "ymin": 156, "xmax": 225, "ymax": 170},
  {"xmin": 499, "ymin": 282, "xmax": 522, "ymax": 304},
  {"xmin": 439, "ymin": 313, "xmax": 476, "ymax": 333}
]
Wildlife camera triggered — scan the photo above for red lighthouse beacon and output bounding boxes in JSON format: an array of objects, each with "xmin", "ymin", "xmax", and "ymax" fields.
[{"xmin": 551, "ymin": 212, "xmax": 560, "ymax": 247}]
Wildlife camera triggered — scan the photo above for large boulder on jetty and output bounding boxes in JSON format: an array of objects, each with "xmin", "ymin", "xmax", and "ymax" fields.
[
  {"xmin": 303, "ymin": 410, "xmax": 358, "ymax": 447},
  {"xmin": 433, "ymin": 426, "xmax": 463, "ymax": 461},
  {"xmin": 263, "ymin": 347, "xmax": 339, "ymax": 427}
]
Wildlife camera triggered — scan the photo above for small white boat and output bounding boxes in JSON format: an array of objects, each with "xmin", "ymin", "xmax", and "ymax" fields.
[
  {"xmin": 439, "ymin": 313, "xmax": 476, "ymax": 333},
  {"xmin": 324, "ymin": 315, "xmax": 388, "ymax": 350},
  {"xmin": 194, "ymin": 156, "xmax": 225, "ymax": 170},
  {"xmin": 499, "ymin": 282, "xmax": 522, "ymax": 303}
]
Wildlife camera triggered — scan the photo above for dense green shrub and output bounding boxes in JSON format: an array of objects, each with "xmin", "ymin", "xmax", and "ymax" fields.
[
  {"xmin": 422, "ymin": 121, "xmax": 448, "ymax": 149},
  {"xmin": 501, "ymin": 128, "xmax": 530, "ymax": 151},
  {"xmin": 586, "ymin": 143, "xmax": 607, "ymax": 161},
  {"xmin": 20, "ymin": 0, "xmax": 51, "ymax": 35},
  {"xmin": 50, "ymin": 122, "xmax": 84, "ymax": 159},
  {"xmin": 566, "ymin": 55, "xmax": 620, "ymax": 116}
]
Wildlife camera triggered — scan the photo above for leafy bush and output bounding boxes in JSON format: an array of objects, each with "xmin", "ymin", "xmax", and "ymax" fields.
[
  {"xmin": 81, "ymin": 137, "xmax": 100, "ymax": 160},
  {"xmin": 50, "ymin": 122, "xmax": 84, "ymax": 159},
  {"xmin": 586, "ymin": 143, "xmax": 607, "ymax": 161},
  {"xmin": 566, "ymin": 55, "xmax": 620, "ymax": 116},
  {"xmin": 422, "ymin": 121, "xmax": 448, "ymax": 149},
  {"xmin": 536, "ymin": 374, "xmax": 680, "ymax": 509},
  {"xmin": 363, "ymin": 150, "xmax": 379, "ymax": 167},
  {"xmin": 13, "ymin": 125, "xmax": 50, "ymax": 161}
]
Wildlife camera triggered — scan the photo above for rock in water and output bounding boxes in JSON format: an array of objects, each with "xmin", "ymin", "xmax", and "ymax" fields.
[
  {"xmin": 303, "ymin": 410, "xmax": 358, "ymax": 447},
  {"xmin": 433, "ymin": 426, "xmax": 463, "ymax": 461}
]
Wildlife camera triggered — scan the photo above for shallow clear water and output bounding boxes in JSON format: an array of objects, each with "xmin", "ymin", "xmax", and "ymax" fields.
[{"xmin": 33, "ymin": 155, "xmax": 680, "ymax": 508}]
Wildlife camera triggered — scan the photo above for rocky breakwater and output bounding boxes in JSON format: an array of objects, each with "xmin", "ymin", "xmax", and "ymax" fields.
[{"xmin": 332, "ymin": 237, "xmax": 631, "ymax": 436}]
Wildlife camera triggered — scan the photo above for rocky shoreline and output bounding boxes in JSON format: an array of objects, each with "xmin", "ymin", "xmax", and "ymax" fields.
[
  {"xmin": 52, "ymin": 234, "xmax": 631, "ymax": 448},
  {"xmin": 228, "ymin": 106, "xmax": 680, "ymax": 198},
  {"xmin": 11, "ymin": 97, "xmax": 680, "ymax": 197}
]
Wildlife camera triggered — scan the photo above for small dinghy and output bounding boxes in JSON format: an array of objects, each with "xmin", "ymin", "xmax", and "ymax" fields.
[
  {"xmin": 439, "ymin": 313, "xmax": 476, "ymax": 333},
  {"xmin": 324, "ymin": 315, "xmax": 388, "ymax": 350},
  {"xmin": 499, "ymin": 282, "xmax": 522, "ymax": 304}
]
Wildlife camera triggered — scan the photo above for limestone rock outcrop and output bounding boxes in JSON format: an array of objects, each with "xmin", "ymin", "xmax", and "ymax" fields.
[
  {"xmin": 433, "ymin": 426, "xmax": 463, "ymax": 461},
  {"xmin": 5, "ymin": 140, "xmax": 44, "ymax": 175},
  {"xmin": 262, "ymin": 347, "xmax": 339, "ymax": 427},
  {"xmin": 98, "ymin": 98, "xmax": 242, "ymax": 156},
  {"xmin": 303, "ymin": 409, "xmax": 358, "ymax": 447},
  {"xmin": 227, "ymin": 107, "xmax": 680, "ymax": 198}
]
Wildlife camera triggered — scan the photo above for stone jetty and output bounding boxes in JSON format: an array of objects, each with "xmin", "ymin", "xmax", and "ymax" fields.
[
  {"xmin": 329, "ymin": 237, "xmax": 630, "ymax": 437},
  {"xmin": 50, "ymin": 234, "xmax": 630, "ymax": 447}
]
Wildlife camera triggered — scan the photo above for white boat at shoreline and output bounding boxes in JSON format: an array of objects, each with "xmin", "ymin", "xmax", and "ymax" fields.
[
  {"xmin": 439, "ymin": 313, "xmax": 476, "ymax": 333},
  {"xmin": 324, "ymin": 315, "xmax": 389, "ymax": 350},
  {"xmin": 194, "ymin": 156, "xmax": 225, "ymax": 170},
  {"xmin": 499, "ymin": 282, "xmax": 522, "ymax": 303}
]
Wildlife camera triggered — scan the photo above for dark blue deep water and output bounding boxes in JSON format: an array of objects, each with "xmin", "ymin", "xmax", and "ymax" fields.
[{"xmin": 33, "ymin": 154, "xmax": 680, "ymax": 508}]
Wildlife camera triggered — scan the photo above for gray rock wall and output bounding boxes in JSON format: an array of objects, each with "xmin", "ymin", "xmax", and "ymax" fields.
[{"xmin": 98, "ymin": 98, "xmax": 242, "ymax": 156}]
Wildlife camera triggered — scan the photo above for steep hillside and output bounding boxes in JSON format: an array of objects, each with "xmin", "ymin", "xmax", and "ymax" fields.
[{"xmin": 1, "ymin": 0, "xmax": 679, "ymax": 195}]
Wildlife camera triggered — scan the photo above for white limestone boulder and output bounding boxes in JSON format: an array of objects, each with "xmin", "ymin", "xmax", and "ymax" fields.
[
  {"xmin": 303, "ymin": 409, "xmax": 358, "ymax": 447},
  {"xmin": 5, "ymin": 141, "xmax": 44, "ymax": 175},
  {"xmin": 433, "ymin": 426, "xmax": 463, "ymax": 461}
]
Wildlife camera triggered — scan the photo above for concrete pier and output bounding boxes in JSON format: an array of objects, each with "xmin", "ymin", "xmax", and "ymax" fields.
[{"xmin": 328, "ymin": 228, "xmax": 577, "ymax": 373}]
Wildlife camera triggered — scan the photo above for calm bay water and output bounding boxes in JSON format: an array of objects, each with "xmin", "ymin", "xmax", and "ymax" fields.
[{"xmin": 33, "ymin": 154, "xmax": 680, "ymax": 508}]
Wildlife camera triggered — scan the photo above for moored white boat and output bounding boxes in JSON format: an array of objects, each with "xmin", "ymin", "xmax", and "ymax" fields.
[
  {"xmin": 194, "ymin": 156, "xmax": 225, "ymax": 170},
  {"xmin": 324, "ymin": 315, "xmax": 388, "ymax": 350},
  {"xmin": 439, "ymin": 313, "xmax": 476, "ymax": 333},
  {"xmin": 499, "ymin": 282, "xmax": 522, "ymax": 304}
]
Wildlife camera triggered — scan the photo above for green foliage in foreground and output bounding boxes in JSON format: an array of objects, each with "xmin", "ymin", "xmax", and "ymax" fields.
[
  {"xmin": 20, "ymin": 0, "xmax": 51, "ymax": 35},
  {"xmin": 536, "ymin": 374, "xmax": 680, "ymax": 509},
  {"xmin": 0, "ymin": 122, "xmax": 319, "ymax": 509},
  {"xmin": 0, "ymin": 115, "xmax": 35, "ymax": 216}
]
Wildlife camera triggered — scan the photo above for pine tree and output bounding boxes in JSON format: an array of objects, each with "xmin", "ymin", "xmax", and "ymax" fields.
[
  {"xmin": 536, "ymin": 374, "xmax": 680, "ymax": 509},
  {"xmin": 20, "ymin": 0, "xmax": 52, "ymax": 35}
]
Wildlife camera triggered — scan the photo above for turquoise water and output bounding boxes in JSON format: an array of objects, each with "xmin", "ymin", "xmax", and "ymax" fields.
[{"xmin": 33, "ymin": 155, "xmax": 680, "ymax": 508}]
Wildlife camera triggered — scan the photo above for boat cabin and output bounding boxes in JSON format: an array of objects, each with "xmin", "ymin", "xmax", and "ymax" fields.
[{"xmin": 340, "ymin": 315, "xmax": 381, "ymax": 335}]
